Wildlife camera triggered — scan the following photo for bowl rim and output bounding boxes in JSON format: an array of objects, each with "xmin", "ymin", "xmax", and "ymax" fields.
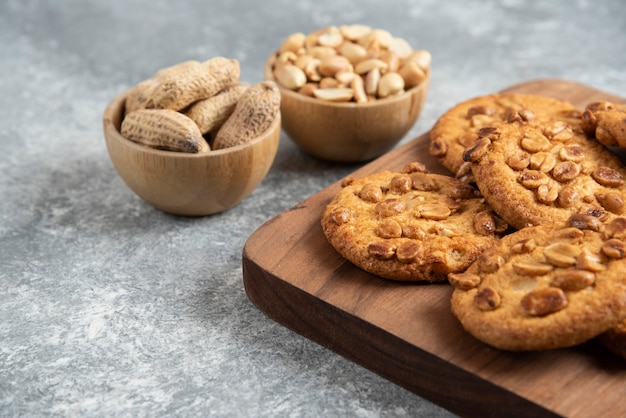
[
  {"xmin": 103, "ymin": 88, "xmax": 282, "ymax": 159},
  {"xmin": 264, "ymin": 53, "xmax": 430, "ymax": 109}
]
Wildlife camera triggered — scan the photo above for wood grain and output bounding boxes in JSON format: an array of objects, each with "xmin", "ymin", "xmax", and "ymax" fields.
[{"xmin": 242, "ymin": 79, "xmax": 626, "ymax": 418}]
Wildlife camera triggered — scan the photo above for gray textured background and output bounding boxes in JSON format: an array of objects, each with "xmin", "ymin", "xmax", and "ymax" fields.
[{"xmin": 1, "ymin": 0, "xmax": 625, "ymax": 417}]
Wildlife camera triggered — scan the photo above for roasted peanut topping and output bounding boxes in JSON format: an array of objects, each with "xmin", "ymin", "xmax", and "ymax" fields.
[
  {"xmin": 543, "ymin": 242, "xmax": 581, "ymax": 267},
  {"xmin": 396, "ymin": 241, "xmax": 420, "ymax": 263},
  {"xmin": 466, "ymin": 105, "xmax": 496, "ymax": 118},
  {"xmin": 596, "ymin": 192, "xmax": 625, "ymax": 214},
  {"xmin": 376, "ymin": 219, "xmax": 402, "ymax": 238},
  {"xmin": 552, "ymin": 161, "xmax": 581, "ymax": 183},
  {"xmin": 507, "ymin": 154, "xmax": 531, "ymax": 171},
  {"xmin": 557, "ymin": 186, "xmax": 579, "ymax": 208},
  {"xmin": 601, "ymin": 239, "xmax": 626, "ymax": 259},
  {"xmin": 558, "ymin": 144, "xmax": 585, "ymax": 162},
  {"xmin": 469, "ymin": 114, "xmax": 496, "ymax": 128},
  {"xmin": 519, "ymin": 170, "xmax": 549, "ymax": 189},
  {"xmin": 580, "ymin": 206, "xmax": 608, "ymax": 222},
  {"xmin": 443, "ymin": 196, "xmax": 462, "ymax": 213},
  {"xmin": 473, "ymin": 211, "xmax": 497, "ymax": 236},
  {"xmin": 576, "ymin": 248, "xmax": 607, "ymax": 272},
  {"xmin": 512, "ymin": 261, "xmax": 553, "ymax": 276},
  {"xmin": 567, "ymin": 213, "xmax": 602, "ymax": 231},
  {"xmin": 474, "ymin": 286, "xmax": 501, "ymax": 311},
  {"xmin": 551, "ymin": 227, "xmax": 585, "ymax": 242},
  {"xmin": 331, "ymin": 207, "xmax": 352, "ymax": 225},
  {"xmin": 456, "ymin": 162, "xmax": 475, "ymax": 184},
  {"xmin": 506, "ymin": 108, "xmax": 536, "ymax": 124},
  {"xmin": 450, "ymin": 183, "xmax": 479, "ymax": 199},
  {"xmin": 536, "ymin": 182, "xmax": 560, "ymax": 203},
  {"xmin": 341, "ymin": 177, "xmax": 356, "ymax": 187},
  {"xmin": 520, "ymin": 130, "xmax": 550, "ymax": 152},
  {"xmin": 367, "ymin": 241, "xmax": 395, "ymax": 259},
  {"xmin": 402, "ymin": 161, "xmax": 428, "ymax": 174},
  {"xmin": 478, "ymin": 253, "xmax": 504, "ymax": 274},
  {"xmin": 529, "ymin": 152, "xmax": 557, "ymax": 173},
  {"xmin": 592, "ymin": 166, "xmax": 624, "ymax": 187},
  {"xmin": 550, "ymin": 269, "xmax": 595, "ymax": 291},
  {"xmin": 604, "ymin": 217, "xmax": 626, "ymax": 240},
  {"xmin": 543, "ymin": 121, "xmax": 571, "ymax": 140},
  {"xmin": 402, "ymin": 224, "xmax": 426, "ymax": 240},
  {"xmin": 390, "ymin": 174, "xmax": 413, "ymax": 194},
  {"xmin": 511, "ymin": 238, "xmax": 537, "ymax": 254},
  {"xmin": 375, "ymin": 199, "xmax": 406, "ymax": 217},
  {"xmin": 518, "ymin": 108, "xmax": 537, "ymax": 122},
  {"xmin": 520, "ymin": 288, "xmax": 567, "ymax": 316},
  {"xmin": 410, "ymin": 172, "xmax": 438, "ymax": 191},
  {"xmin": 417, "ymin": 204, "xmax": 451, "ymax": 220},
  {"xmin": 462, "ymin": 138, "xmax": 491, "ymax": 162},
  {"xmin": 448, "ymin": 272, "xmax": 481, "ymax": 290},
  {"xmin": 587, "ymin": 101, "xmax": 616, "ymax": 112},
  {"xmin": 358, "ymin": 183, "xmax": 384, "ymax": 202},
  {"xmin": 477, "ymin": 126, "xmax": 500, "ymax": 139}
]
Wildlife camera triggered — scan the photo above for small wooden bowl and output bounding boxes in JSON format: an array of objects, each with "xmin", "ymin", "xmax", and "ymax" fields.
[
  {"xmin": 264, "ymin": 56, "xmax": 430, "ymax": 163},
  {"xmin": 102, "ymin": 90, "xmax": 281, "ymax": 216}
]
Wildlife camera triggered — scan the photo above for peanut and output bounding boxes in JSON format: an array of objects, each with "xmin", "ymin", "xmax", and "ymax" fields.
[
  {"xmin": 121, "ymin": 109, "xmax": 209, "ymax": 153},
  {"xmin": 125, "ymin": 79, "xmax": 154, "ymax": 116},
  {"xmin": 184, "ymin": 83, "xmax": 248, "ymax": 135},
  {"xmin": 377, "ymin": 72, "xmax": 405, "ymax": 98},
  {"xmin": 212, "ymin": 81, "xmax": 281, "ymax": 150},
  {"xmin": 270, "ymin": 25, "xmax": 430, "ymax": 103},
  {"xmin": 274, "ymin": 64, "xmax": 307, "ymax": 90},
  {"xmin": 126, "ymin": 60, "xmax": 202, "ymax": 115},
  {"xmin": 138, "ymin": 57, "xmax": 240, "ymax": 111}
]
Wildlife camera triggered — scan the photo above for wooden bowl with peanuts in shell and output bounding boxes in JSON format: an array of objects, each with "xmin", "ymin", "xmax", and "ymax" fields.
[
  {"xmin": 265, "ymin": 24, "xmax": 431, "ymax": 163},
  {"xmin": 103, "ymin": 57, "xmax": 281, "ymax": 216}
]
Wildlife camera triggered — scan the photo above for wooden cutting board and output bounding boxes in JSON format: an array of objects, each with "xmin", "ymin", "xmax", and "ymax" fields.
[{"xmin": 242, "ymin": 79, "xmax": 626, "ymax": 418}]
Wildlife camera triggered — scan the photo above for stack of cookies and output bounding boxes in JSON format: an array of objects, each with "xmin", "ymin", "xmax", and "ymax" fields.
[{"xmin": 321, "ymin": 93, "xmax": 626, "ymax": 357}]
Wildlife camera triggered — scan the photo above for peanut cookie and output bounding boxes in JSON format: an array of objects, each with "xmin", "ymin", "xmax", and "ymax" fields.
[
  {"xmin": 598, "ymin": 319, "xmax": 626, "ymax": 360},
  {"xmin": 581, "ymin": 101, "xmax": 626, "ymax": 148},
  {"xmin": 321, "ymin": 162, "xmax": 507, "ymax": 282},
  {"xmin": 450, "ymin": 215, "xmax": 626, "ymax": 351},
  {"xmin": 463, "ymin": 117, "xmax": 626, "ymax": 229},
  {"xmin": 429, "ymin": 93, "xmax": 582, "ymax": 178}
]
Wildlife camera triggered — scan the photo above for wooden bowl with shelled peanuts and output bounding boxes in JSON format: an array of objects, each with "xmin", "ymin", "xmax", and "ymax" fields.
[{"xmin": 265, "ymin": 24, "xmax": 431, "ymax": 163}]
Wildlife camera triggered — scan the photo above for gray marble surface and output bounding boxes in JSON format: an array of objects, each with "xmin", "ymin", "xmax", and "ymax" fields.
[{"xmin": 1, "ymin": 0, "xmax": 625, "ymax": 416}]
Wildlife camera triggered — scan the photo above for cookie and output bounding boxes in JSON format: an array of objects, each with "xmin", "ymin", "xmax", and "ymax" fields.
[
  {"xmin": 463, "ymin": 118, "xmax": 626, "ymax": 229},
  {"xmin": 321, "ymin": 162, "xmax": 507, "ymax": 282},
  {"xmin": 598, "ymin": 319, "xmax": 626, "ymax": 360},
  {"xmin": 429, "ymin": 93, "xmax": 582, "ymax": 177},
  {"xmin": 449, "ymin": 215, "xmax": 626, "ymax": 351},
  {"xmin": 581, "ymin": 101, "xmax": 626, "ymax": 148}
]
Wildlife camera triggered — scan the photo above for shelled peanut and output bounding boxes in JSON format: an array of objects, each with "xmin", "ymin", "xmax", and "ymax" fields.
[
  {"xmin": 121, "ymin": 57, "xmax": 280, "ymax": 153},
  {"xmin": 269, "ymin": 25, "xmax": 431, "ymax": 103}
]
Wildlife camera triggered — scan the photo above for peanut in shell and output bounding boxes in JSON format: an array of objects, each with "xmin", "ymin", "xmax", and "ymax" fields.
[
  {"xmin": 212, "ymin": 81, "xmax": 281, "ymax": 150},
  {"xmin": 184, "ymin": 83, "xmax": 248, "ymax": 135},
  {"xmin": 121, "ymin": 108, "xmax": 209, "ymax": 153},
  {"xmin": 137, "ymin": 57, "xmax": 240, "ymax": 112}
]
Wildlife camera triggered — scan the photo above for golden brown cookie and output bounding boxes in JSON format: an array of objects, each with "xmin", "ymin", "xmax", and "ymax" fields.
[
  {"xmin": 450, "ymin": 215, "xmax": 626, "ymax": 351},
  {"xmin": 321, "ymin": 162, "xmax": 507, "ymax": 282},
  {"xmin": 429, "ymin": 93, "xmax": 582, "ymax": 178},
  {"xmin": 463, "ymin": 118, "xmax": 626, "ymax": 229},
  {"xmin": 581, "ymin": 101, "xmax": 626, "ymax": 148},
  {"xmin": 598, "ymin": 319, "xmax": 626, "ymax": 360}
]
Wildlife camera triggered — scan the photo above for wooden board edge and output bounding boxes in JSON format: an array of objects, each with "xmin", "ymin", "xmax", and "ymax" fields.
[{"xmin": 242, "ymin": 254, "xmax": 561, "ymax": 418}]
